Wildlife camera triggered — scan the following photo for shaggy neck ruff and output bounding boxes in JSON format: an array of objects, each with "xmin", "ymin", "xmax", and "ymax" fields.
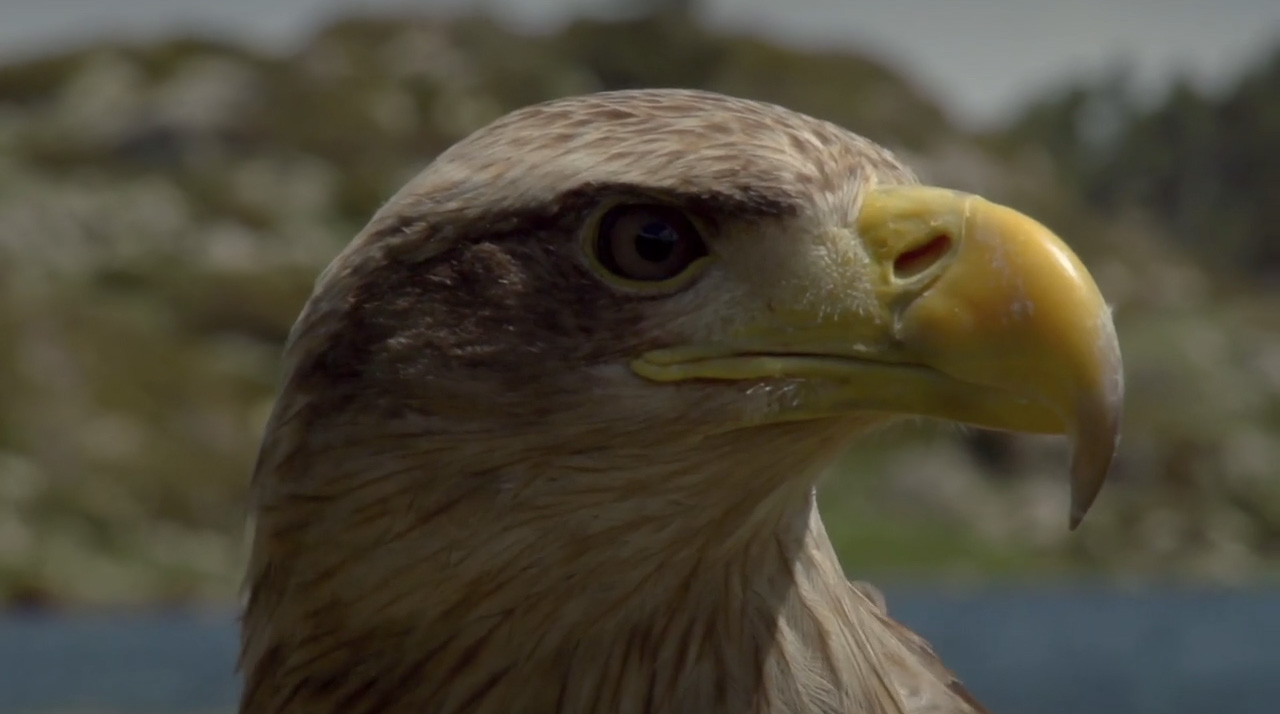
[{"xmin": 240, "ymin": 421, "xmax": 939, "ymax": 714}]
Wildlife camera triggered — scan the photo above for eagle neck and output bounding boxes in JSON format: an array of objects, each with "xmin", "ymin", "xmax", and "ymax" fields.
[{"xmin": 240, "ymin": 430, "xmax": 876, "ymax": 714}]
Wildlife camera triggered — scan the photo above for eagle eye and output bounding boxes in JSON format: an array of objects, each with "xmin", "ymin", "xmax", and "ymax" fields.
[{"xmin": 594, "ymin": 204, "xmax": 708, "ymax": 283}]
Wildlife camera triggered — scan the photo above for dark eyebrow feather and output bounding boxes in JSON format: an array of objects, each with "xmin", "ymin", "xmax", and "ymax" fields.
[{"xmin": 365, "ymin": 179, "xmax": 802, "ymax": 252}]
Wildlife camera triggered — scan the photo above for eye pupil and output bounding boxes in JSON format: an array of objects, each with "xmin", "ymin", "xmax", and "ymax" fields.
[{"xmin": 634, "ymin": 221, "xmax": 678, "ymax": 262}]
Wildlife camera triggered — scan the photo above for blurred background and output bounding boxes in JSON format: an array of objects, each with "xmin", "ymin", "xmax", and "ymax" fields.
[{"xmin": 1, "ymin": 0, "xmax": 1278, "ymax": 712}]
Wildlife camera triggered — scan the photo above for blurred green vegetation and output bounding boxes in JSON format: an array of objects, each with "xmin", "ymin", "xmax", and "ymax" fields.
[{"xmin": 0, "ymin": 6, "xmax": 1277, "ymax": 608}]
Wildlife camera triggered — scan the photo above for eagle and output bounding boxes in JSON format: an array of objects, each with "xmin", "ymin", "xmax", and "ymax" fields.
[{"xmin": 239, "ymin": 89, "xmax": 1123, "ymax": 714}]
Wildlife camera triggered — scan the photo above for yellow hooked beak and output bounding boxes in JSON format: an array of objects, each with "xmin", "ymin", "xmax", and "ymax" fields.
[{"xmin": 632, "ymin": 186, "xmax": 1124, "ymax": 528}]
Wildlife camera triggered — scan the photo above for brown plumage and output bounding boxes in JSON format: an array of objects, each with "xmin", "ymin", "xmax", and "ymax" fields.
[{"xmin": 241, "ymin": 89, "xmax": 1122, "ymax": 714}]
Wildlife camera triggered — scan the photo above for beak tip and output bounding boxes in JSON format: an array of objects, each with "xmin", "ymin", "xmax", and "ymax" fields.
[
  {"xmin": 1066, "ymin": 425, "xmax": 1120, "ymax": 532},
  {"xmin": 1067, "ymin": 507, "xmax": 1086, "ymax": 531}
]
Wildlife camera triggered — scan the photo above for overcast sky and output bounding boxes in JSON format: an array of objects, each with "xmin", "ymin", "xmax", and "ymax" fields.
[{"xmin": 2, "ymin": 0, "xmax": 1278, "ymax": 127}]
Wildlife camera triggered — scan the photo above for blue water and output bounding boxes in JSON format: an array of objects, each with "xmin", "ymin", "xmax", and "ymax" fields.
[{"xmin": 2, "ymin": 587, "xmax": 1277, "ymax": 713}]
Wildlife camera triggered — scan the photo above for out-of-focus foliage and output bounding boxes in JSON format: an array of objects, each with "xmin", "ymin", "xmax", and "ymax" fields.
[
  {"xmin": 1002, "ymin": 48, "xmax": 1280, "ymax": 280},
  {"xmin": 0, "ymin": 7, "xmax": 1276, "ymax": 608}
]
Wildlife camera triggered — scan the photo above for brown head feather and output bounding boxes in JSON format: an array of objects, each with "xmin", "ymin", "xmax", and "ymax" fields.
[{"xmin": 241, "ymin": 89, "xmax": 984, "ymax": 714}]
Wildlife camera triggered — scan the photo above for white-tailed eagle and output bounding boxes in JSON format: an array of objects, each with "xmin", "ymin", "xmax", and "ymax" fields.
[{"xmin": 240, "ymin": 89, "xmax": 1123, "ymax": 714}]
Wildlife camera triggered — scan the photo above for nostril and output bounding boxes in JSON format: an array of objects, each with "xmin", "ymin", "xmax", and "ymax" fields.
[{"xmin": 893, "ymin": 233, "xmax": 952, "ymax": 280}]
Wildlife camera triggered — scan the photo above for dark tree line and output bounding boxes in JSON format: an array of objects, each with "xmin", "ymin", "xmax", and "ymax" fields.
[{"xmin": 1006, "ymin": 48, "xmax": 1280, "ymax": 283}]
